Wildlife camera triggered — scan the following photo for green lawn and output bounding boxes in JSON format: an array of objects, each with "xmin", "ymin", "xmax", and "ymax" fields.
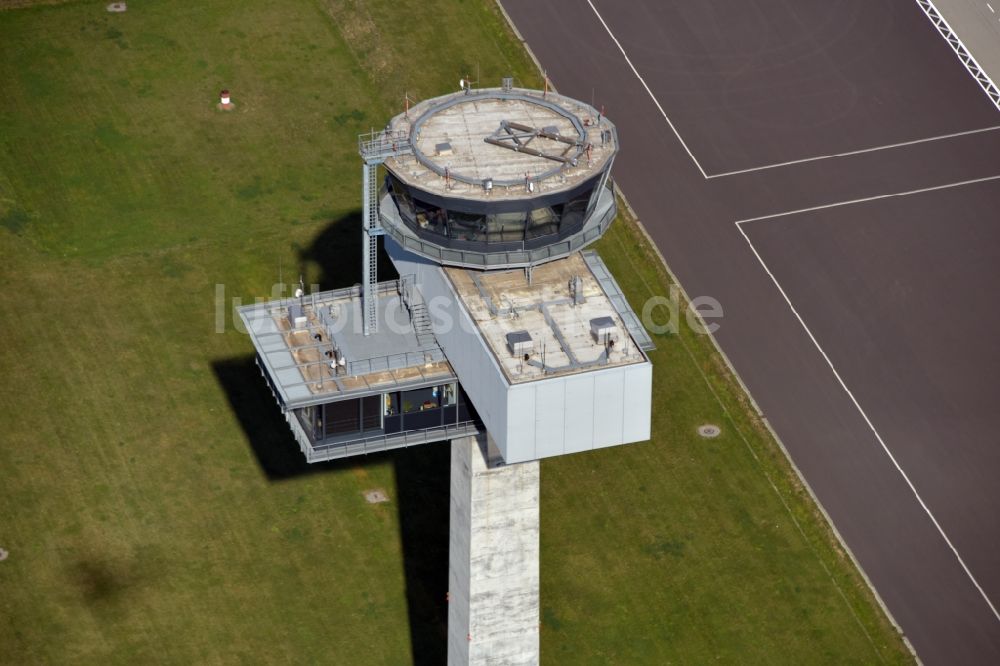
[{"xmin": 0, "ymin": 0, "xmax": 911, "ymax": 663}]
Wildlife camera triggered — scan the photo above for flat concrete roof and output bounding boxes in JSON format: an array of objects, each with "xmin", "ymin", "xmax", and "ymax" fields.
[
  {"xmin": 445, "ymin": 252, "xmax": 647, "ymax": 384},
  {"xmin": 238, "ymin": 282, "xmax": 456, "ymax": 408},
  {"xmin": 385, "ymin": 87, "xmax": 617, "ymax": 202}
]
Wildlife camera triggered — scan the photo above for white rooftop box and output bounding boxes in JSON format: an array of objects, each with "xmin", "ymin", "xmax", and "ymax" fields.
[
  {"xmin": 590, "ymin": 316, "xmax": 618, "ymax": 343},
  {"xmin": 506, "ymin": 330, "xmax": 534, "ymax": 356}
]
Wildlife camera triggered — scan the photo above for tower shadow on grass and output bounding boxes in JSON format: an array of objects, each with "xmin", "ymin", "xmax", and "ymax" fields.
[
  {"xmin": 211, "ymin": 359, "xmax": 450, "ymax": 665},
  {"xmin": 211, "ymin": 211, "xmax": 448, "ymax": 665},
  {"xmin": 300, "ymin": 210, "xmax": 398, "ymax": 291}
]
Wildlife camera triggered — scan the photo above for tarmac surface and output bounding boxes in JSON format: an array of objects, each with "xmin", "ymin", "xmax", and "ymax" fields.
[{"xmin": 500, "ymin": 1, "xmax": 1000, "ymax": 663}]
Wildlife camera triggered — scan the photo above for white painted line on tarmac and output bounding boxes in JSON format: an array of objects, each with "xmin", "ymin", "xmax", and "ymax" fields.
[
  {"xmin": 708, "ymin": 125, "xmax": 1000, "ymax": 178},
  {"xmin": 584, "ymin": 0, "xmax": 709, "ymax": 179},
  {"xmin": 584, "ymin": 0, "xmax": 1000, "ymax": 180},
  {"xmin": 735, "ymin": 173, "xmax": 1000, "ymax": 225},
  {"xmin": 736, "ymin": 173, "xmax": 1000, "ymax": 625}
]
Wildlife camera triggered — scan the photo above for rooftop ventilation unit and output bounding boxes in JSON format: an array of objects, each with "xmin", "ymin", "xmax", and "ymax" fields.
[
  {"xmin": 590, "ymin": 316, "xmax": 618, "ymax": 344},
  {"xmin": 435, "ymin": 141, "xmax": 453, "ymax": 156},
  {"xmin": 288, "ymin": 302, "xmax": 308, "ymax": 329},
  {"xmin": 506, "ymin": 330, "xmax": 534, "ymax": 356}
]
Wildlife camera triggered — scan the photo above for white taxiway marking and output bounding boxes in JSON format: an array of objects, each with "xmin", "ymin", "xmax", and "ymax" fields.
[
  {"xmin": 709, "ymin": 125, "xmax": 1000, "ymax": 178},
  {"xmin": 584, "ymin": 0, "xmax": 709, "ymax": 178},
  {"xmin": 736, "ymin": 173, "xmax": 1000, "ymax": 624},
  {"xmin": 585, "ymin": 0, "xmax": 1000, "ymax": 179}
]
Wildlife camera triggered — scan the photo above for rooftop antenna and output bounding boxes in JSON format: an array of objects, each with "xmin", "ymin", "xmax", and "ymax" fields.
[
  {"xmin": 295, "ymin": 274, "xmax": 305, "ymax": 300},
  {"xmin": 404, "ymin": 91, "xmax": 415, "ymax": 119}
]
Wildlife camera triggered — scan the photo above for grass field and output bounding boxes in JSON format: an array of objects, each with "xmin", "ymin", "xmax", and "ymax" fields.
[{"xmin": 0, "ymin": 0, "xmax": 912, "ymax": 663}]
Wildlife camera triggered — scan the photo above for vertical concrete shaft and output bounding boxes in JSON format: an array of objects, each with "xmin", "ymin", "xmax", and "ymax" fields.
[{"xmin": 448, "ymin": 435, "xmax": 540, "ymax": 665}]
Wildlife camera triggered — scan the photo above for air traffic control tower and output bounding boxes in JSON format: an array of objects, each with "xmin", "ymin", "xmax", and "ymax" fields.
[{"xmin": 239, "ymin": 80, "xmax": 653, "ymax": 664}]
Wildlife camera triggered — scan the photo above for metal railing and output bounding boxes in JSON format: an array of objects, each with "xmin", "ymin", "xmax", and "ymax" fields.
[
  {"xmin": 378, "ymin": 182, "xmax": 617, "ymax": 269},
  {"xmin": 581, "ymin": 250, "xmax": 656, "ymax": 352},
  {"xmin": 345, "ymin": 349, "xmax": 447, "ymax": 378},
  {"xmin": 405, "ymin": 88, "xmax": 613, "ymax": 187},
  {"xmin": 359, "ymin": 128, "xmax": 412, "ymax": 162},
  {"xmin": 305, "ymin": 420, "xmax": 482, "ymax": 462}
]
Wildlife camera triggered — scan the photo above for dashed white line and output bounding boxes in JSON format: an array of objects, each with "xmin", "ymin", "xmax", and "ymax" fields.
[{"xmin": 736, "ymin": 173, "xmax": 1000, "ymax": 625}]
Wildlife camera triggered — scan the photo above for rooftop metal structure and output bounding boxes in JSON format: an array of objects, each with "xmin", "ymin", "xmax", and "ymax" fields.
[
  {"xmin": 355, "ymin": 86, "xmax": 620, "ymax": 332},
  {"xmin": 358, "ymin": 129, "xmax": 413, "ymax": 336},
  {"xmin": 238, "ymin": 280, "xmax": 455, "ymax": 410},
  {"xmin": 580, "ymin": 249, "xmax": 655, "ymax": 352},
  {"xmin": 444, "ymin": 252, "xmax": 651, "ymax": 384},
  {"xmin": 385, "ymin": 87, "xmax": 617, "ymax": 200}
]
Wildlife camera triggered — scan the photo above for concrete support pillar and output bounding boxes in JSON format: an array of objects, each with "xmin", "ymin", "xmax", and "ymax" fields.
[{"xmin": 448, "ymin": 435, "xmax": 540, "ymax": 665}]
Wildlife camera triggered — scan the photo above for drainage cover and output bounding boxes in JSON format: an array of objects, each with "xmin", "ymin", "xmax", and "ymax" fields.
[
  {"xmin": 363, "ymin": 489, "xmax": 389, "ymax": 504},
  {"xmin": 697, "ymin": 424, "xmax": 721, "ymax": 439}
]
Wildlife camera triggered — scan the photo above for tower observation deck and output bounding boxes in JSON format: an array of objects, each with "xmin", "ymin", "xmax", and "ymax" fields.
[
  {"xmin": 238, "ymin": 82, "xmax": 649, "ymax": 665},
  {"xmin": 379, "ymin": 85, "xmax": 618, "ymax": 269}
]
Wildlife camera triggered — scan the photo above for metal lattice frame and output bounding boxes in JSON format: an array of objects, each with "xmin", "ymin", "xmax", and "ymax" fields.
[
  {"xmin": 359, "ymin": 129, "xmax": 412, "ymax": 335},
  {"xmin": 407, "ymin": 90, "xmax": 593, "ymax": 187},
  {"xmin": 915, "ymin": 0, "xmax": 1000, "ymax": 111},
  {"xmin": 483, "ymin": 120, "xmax": 589, "ymax": 166},
  {"xmin": 362, "ymin": 162, "xmax": 380, "ymax": 336}
]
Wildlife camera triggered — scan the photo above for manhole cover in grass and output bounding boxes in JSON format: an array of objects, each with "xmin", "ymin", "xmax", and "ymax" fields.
[
  {"xmin": 363, "ymin": 489, "xmax": 389, "ymax": 504},
  {"xmin": 697, "ymin": 424, "xmax": 721, "ymax": 439},
  {"xmin": 106, "ymin": 2, "xmax": 127, "ymax": 12},
  {"xmin": 0, "ymin": 548, "xmax": 8, "ymax": 562}
]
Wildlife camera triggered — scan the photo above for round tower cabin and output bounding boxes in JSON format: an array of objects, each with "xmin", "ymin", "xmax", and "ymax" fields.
[{"xmin": 378, "ymin": 85, "xmax": 619, "ymax": 269}]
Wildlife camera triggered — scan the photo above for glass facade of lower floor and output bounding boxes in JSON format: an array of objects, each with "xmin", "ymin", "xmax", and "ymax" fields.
[{"xmin": 297, "ymin": 382, "xmax": 479, "ymax": 445}]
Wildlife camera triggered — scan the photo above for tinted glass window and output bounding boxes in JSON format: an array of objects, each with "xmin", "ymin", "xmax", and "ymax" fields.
[
  {"xmin": 325, "ymin": 399, "xmax": 360, "ymax": 436},
  {"xmin": 362, "ymin": 395, "xmax": 382, "ymax": 431},
  {"xmin": 388, "ymin": 173, "xmax": 604, "ymax": 248}
]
